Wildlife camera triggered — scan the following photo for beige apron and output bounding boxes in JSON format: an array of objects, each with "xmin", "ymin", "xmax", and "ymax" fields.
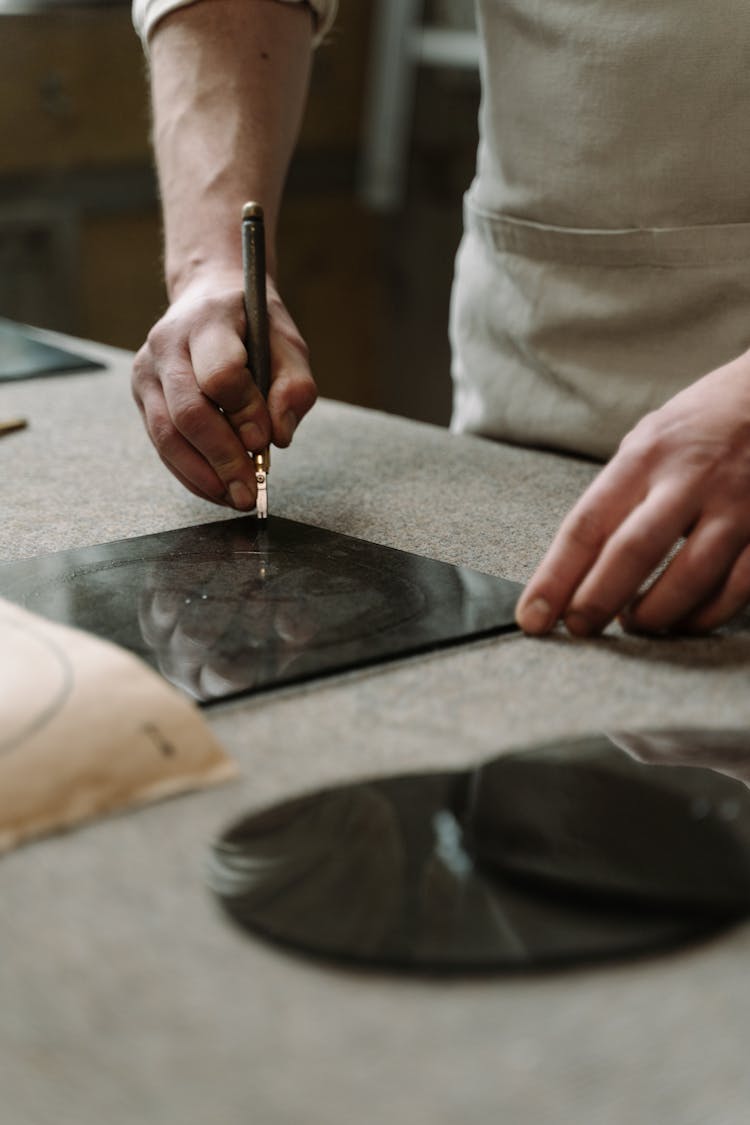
[{"xmin": 450, "ymin": 0, "xmax": 750, "ymax": 459}]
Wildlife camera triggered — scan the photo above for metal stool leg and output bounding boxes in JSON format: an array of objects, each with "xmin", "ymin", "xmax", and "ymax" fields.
[{"xmin": 358, "ymin": 0, "xmax": 424, "ymax": 212}]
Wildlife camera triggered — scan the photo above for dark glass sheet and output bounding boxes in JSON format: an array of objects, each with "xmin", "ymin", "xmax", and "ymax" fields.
[
  {"xmin": 0, "ymin": 320, "xmax": 105, "ymax": 381},
  {"xmin": 0, "ymin": 516, "xmax": 521, "ymax": 704},
  {"xmin": 208, "ymin": 729, "xmax": 750, "ymax": 972}
]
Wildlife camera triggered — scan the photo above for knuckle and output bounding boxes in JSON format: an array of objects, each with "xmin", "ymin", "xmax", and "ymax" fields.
[
  {"xmin": 230, "ymin": 398, "xmax": 263, "ymax": 424},
  {"xmin": 172, "ymin": 397, "xmax": 212, "ymax": 440},
  {"xmin": 617, "ymin": 534, "xmax": 660, "ymax": 572},
  {"xmin": 131, "ymin": 347, "xmax": 154, "ymax": 392},
  {"xmin": 200, "ymin": 289, "xmax": 243, "ymax": 323},
  {"xmin": 199, "ymin": 362, "xmax": 245, "ymax": 406},
  {"xmin": 150, "ymin": 416, "xmax": 181, "ymax": 459},
  {"xmin": 273, "ymin": 360, "xmax": 318, "ymax": 411},
  {"xmin": 212, "ymin": 453, "xmax": 249, "ymax": 481},
  {"xmin": 564, "ymin": 508, "xmax": 607, "ymax": 552},
  {"xmin": 618, "ymin": 411, "xmax": 667, "ymax": 464},
  {"xmin": 235, "ymin": 409, "xmax": 270, "ymax": 445},
  {"xmin": 146, "ymin": 318, "xmax": 172, "ymax": 356},
  {"xmin": 617, "ymin": 424, "xmax": 643, "ymax": 457},
  {"xmin": 572, "ymin": 598, "xmax": 611, "ymax": 625},
  {"xmin": 293, "ymin": 374, "xmax": 318, "ymax": 416}
]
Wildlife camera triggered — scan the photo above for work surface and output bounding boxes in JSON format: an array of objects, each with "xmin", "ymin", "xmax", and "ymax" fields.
[{"xmin": 2, "ymin": 331, "xmax": 750, "ymax": 1125}]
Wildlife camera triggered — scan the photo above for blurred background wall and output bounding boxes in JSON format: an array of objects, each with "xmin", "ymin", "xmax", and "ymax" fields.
[{"xmin": 0, "ymin": 0, "xmax": 480, "ymax": 426}]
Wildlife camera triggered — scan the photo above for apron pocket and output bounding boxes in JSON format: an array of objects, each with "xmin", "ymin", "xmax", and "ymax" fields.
[{"xmin": 465, "ymin": 197, "xmax": 750, "ymax": 269}]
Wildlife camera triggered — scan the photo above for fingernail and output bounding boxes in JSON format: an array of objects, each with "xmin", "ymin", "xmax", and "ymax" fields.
[
  {"xmin": 240, "ymin": 422, "xmax": 263, "ymax": 452},
  {"xmin": 281, "ymin": 410, "xmax": 298, "ymax": 443},
  {"xmin": 565, "ymin": 611, "xmax": 594, "ymax": 637},
  {"xmin": 228, "ymin": 480, "xmax": 254, "ymax": 510},
  {"xmin": 517, "ymin": 597, "xmax": 553, "ymax": 634}
]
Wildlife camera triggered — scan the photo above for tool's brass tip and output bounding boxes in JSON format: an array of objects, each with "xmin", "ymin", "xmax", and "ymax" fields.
[{"xmin": 242, "ymin": 201, "xmax": 264, "ymax": 221}]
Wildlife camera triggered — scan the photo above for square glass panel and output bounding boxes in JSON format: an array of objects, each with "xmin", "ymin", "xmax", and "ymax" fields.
[{"xmin": 0, "ymin": 516, "xmax": 521, "ymax": 704}]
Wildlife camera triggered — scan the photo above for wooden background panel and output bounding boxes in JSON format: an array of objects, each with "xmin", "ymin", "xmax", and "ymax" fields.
[
  {"xmin": 78, "ymin": 209, "xmax": 165, "ymax": 349},
  {"xmin": 0, "ymin": 9, "xmax": 151, "ymax": 175},
  {"xmin": 279, "ymin": 193, "xmax": 381, "ymax": 410},
  {"xmin": 297, "ymin": 0, "xmax": 374, "ymax": 153}
]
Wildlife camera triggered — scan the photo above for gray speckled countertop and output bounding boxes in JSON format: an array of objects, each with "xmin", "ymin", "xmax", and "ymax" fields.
[{"xmin": 1, "ymin": 329, "xmax": 749, "ymax": 1125}]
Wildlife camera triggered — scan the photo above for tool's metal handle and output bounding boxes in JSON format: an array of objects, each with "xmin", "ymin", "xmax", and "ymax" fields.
[{"xmin": 241, "ymin": 201, "xmax": 271, "ymax": 402}]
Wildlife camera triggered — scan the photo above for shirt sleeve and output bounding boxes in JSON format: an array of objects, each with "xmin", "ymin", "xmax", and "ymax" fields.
[{"xmin": 132, "ymin": 0, "xmax": 338, "ymax": 48}]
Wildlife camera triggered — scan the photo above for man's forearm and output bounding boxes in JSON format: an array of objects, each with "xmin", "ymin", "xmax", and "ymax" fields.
[{"xmin": 149, "ymin": 0, "xmax": 313, "ymax": 296}]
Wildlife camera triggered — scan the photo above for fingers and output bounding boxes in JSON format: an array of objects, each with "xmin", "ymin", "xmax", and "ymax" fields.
[
  {"xmin": 195, "ymin": 287, "xmax": 318, "ymax": 456},
  {"xmin": 139, "ymin": 340, "xmax": 258, "ymax": 510},
  {"xmin": 134, "ymin": 375, "xmax": 229, "ymax": 504},
  {"xmin": 515, "ymin": 459, "xmax": 649, "ymax": 634},
  {"xmin": 516, "ymin": 462, "xmax": 750, "ymax": 639},
  {"xmin": 132, "ymin": 275, "xmax": 318, "ymax": 510},
  {"xmin": 622, "ymin": 514, "xmax": 748, "ymax": 633},
  {"xmin": 134, "ymin": 293, "xmax": 259, "ymax": 508},
  {"xmin": 516, "ymin": 356, "xmax": 750, "ymax": 639},
  {"xmin": 656, "ymin": 537, "xmax": 750, "ymax": 635},
  {"xmin": 265, "ymin": 287, "xmax": 317, "ymax": 448},
  {"xmin": 163, "ymin": 362, "xmax": 259, "ymax": 511},
  {"xmin": 190, "ymin": 313, "xmax": 271, "ymax": 454},
  {"xmin": 562, "ymin": 482, "xmax": 700, "ymax": 636}
]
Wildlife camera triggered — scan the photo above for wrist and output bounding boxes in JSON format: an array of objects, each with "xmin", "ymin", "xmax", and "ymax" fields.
[
  {"xmin": 166, "ymin": 231, "xmax": 278, "ymax": 301},
  {"xmin": 166, "ymin": 257, "xmax": 243, "ymax": 302}
]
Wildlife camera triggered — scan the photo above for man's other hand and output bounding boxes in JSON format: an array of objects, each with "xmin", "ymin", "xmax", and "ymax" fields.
[{"xmin": 516, "ymin": 354, "xmax": 750, "ymax": 636}]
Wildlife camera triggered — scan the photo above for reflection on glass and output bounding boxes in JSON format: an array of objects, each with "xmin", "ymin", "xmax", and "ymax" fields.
[
  {"xmin": 208, "ymin": 730, "xmax": 750, "ymax": 971},
  {"xmin": 137, "ymin": 555, "xmax": 356, "ymax": 699}
]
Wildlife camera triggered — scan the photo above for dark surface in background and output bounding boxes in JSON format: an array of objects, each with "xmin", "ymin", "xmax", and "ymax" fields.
[
  {"xmin": 0, "ymin": 515, "xmax": 520, "ymax": 704},
  {"xmin": 0, "ymin": 318, "xmax": 104, "ymax": 379},
  {"xmin": 209, "ymin": 731, "xmax": 750, "ymax": 972}
]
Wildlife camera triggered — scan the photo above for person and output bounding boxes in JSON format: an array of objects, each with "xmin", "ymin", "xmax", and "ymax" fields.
[{"xmin": 131, "ymin": 0, "xmax": 750, "ymax": 638}]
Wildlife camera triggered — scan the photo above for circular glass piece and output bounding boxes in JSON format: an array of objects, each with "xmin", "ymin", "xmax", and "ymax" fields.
[{"xmin": 208, "ymin": 730, "xmax": 750, "ymax": 971}]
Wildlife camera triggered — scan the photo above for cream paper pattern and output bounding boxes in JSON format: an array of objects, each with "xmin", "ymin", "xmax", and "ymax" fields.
[{"xmin": 0, "ymin": 596, "xmax": 238, "ymax": 854}]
